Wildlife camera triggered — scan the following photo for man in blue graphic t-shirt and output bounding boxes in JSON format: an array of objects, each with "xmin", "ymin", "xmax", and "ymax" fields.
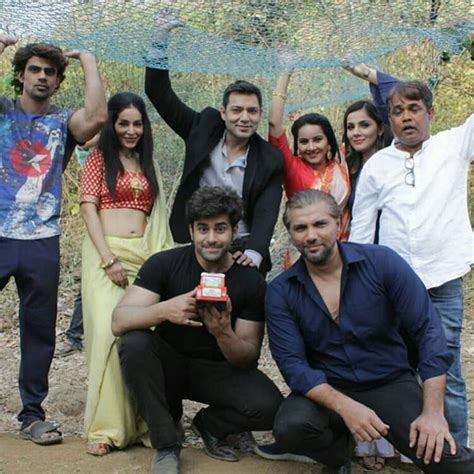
[{"xmin": 0, "ymin": 34, "xmax": 106, "ymax": 444}]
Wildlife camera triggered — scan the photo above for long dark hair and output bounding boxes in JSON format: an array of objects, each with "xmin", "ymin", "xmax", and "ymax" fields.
[
  {"xmin": 343, "ymin": 100, "xmax": 392, "ymax": 176},
  {"xmin": 290, "ymin": 113, "xmax": 340, "ymax": 162},
  {"xmin": 98, "ymin": 92, "xmax": 158, "ymax": 199}
]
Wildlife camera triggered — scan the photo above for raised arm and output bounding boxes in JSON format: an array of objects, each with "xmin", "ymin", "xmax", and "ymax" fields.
[
  {"xmin": 344, "ymin": 63, "xmax": 400, "ymax": 123},
  {"xmin": 144, "ymin": 12, "xmax": 197, "ymax": 139},
  {"xmin": 144, "ymin": 67, "xmax": 197, "ymax": 140},
  {"xmin": 344, "ymin": 63, "xmax": 378, "ymax": 85},
  {"xmin": 67, "ymin": 51, "xmax": 107, "ymax": 143},
  {"xmin": 268, "ymin": 72, "xmax": 291, "ymax": 138}
]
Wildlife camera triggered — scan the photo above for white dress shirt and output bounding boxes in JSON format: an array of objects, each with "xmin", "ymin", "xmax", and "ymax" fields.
[{"xmin": 350, "ymin": 114, "xmax": 474, "ymax": 289}]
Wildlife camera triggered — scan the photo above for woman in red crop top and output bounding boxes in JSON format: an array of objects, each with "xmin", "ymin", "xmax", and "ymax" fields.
[{"xmin": 80, "ymin": 92, "xmax": 173, "ymax": 456}]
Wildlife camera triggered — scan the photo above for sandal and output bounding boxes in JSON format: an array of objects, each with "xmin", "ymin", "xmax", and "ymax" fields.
[
  {"xmin": 20, "ymin": 420, "xmax": 63, "ymax": 446},
  {"xmin": 86, "ymin": 442, "xmax": 111, "ymax": 456},
  {"xmin": 361, "ymin": 455, "xmax": 385, "ymax": 471}
]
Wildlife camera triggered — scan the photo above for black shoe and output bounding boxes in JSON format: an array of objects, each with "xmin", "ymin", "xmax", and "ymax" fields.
[
  {"xmin": 226, "ymin": 431, "xmax": 256, "ymax": 454},
  {"xmin": 322, "ymin": 461, "xmax": 352, "ymax": 474},
  {"xmin": 254, "ymin": 441, "xmax": 316, "ymax": 464},
  {"xmin": 150, "ymin": 446, "xmax": 180, "ymax": 474},
  {"xmin": 191, "ymin": 410, "xmax": 238, "ymax": 462}
]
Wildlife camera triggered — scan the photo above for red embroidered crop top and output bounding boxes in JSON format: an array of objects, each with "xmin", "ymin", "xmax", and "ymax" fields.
[{"xmin": 80, "ymin": 149, "xmax": 154, "ymax": 214}]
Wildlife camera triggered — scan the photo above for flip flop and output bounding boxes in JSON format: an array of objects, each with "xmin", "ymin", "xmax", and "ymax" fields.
[
  {"xmin": 20, "ymin": 420, "xmax": 63, "ymax": 446},
  {"xmin": 86, "ymin": 442, "xmax": 111, "ymax": 456},
  {"xmin": 361, "ymin": 455, "xmax": 385, "ymax": 471}
]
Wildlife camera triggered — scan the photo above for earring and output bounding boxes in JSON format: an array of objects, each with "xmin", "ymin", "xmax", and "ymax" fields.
[{"xmin": 326, "ymin": 150, "xmax": 333, "ymax": 161}]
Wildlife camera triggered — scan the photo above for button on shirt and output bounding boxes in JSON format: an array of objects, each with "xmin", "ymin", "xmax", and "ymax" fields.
[
  {"xmin": 350, "ymin": 115, "xmax": 474, "ymax": 289},
  {"xmin": 200, "ymin": 134, "xmax": 263, "ymax": 267},
  {"xmin": 200, "ymin": 134, "xmax": 248, "ymax": 235},
  {"xmin": 265, "ymin": 242, "xmax": 452, "ymax": 396}
]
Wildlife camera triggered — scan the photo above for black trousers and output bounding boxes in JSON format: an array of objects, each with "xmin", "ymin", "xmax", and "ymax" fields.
[
  {"xmin": 0, "ymin": 236, "xmax": 60, "ymax": 427},
  {"xmin": 119, "ymin": 330, "xmax": 283, "ymax": 449},
  {"xmin": 273, "ymin": 372, "xmax": 474, "ymax": 473}
]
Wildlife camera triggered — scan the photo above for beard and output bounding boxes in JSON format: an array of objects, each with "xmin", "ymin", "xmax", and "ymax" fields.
[{"xmin": 296, "ymin": 242, "xmax": 335, "ymax": 266}]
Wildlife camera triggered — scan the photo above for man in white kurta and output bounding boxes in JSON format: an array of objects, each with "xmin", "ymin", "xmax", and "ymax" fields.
[{"xmin": 350, "ymin": 79, "xmax": 473, "ymax": 447}]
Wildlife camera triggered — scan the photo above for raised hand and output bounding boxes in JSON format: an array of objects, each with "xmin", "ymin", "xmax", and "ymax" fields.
[
  {"xmin": 153, "ymin": 8, "xmax": 185, "ymax": 43},
  {"xmin": 64, "ymin": 50, "xmax": 82, "ymax": 60},
  {"xmin": 0, "ymin": 33, "xmax": 18, "ymax": 54},
  {"xmin": 277, "ymin": 47, "xmax": 298, "ymax": 73},
  {"xmin": 64, "ymin": 50, "xmax": 96, "ymax": 63}
]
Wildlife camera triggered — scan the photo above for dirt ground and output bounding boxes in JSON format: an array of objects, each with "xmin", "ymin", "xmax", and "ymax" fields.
[{"xmin": 1, "ymin": 275, "xmax": 473, "ymax": 473}]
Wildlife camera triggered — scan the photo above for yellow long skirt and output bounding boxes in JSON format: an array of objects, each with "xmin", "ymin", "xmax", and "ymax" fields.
[{"xmin": 82, "ymin": 191, "xmax": 173, "ymax": 448}]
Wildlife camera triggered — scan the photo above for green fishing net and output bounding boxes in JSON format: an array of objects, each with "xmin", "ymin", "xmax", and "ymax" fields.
[{"xmin": 1, "ymin": 0, "xmax": 472, "ymax": 108}]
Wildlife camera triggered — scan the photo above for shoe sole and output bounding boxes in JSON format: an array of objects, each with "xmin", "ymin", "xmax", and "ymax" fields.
[
  {"xmin": 254, "ymin": 446, "xmax": 316, "ymax": 464},
  {"xmin": 191, "ymin": 423, "xmax": 239, "ymax": 462}
]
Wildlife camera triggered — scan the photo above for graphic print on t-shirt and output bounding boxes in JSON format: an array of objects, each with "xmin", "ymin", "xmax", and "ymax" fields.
[{"xmin": 0, "ymin": 98, "xmax": 69, "ymax": 239}]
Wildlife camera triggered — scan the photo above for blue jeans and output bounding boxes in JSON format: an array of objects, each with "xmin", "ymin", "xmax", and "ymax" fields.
[{"xmin": 429, "ymin": 277, "xmax": 468, "ymax": 447}]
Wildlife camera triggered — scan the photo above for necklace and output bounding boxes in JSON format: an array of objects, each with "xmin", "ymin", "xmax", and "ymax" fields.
[
  {"xmin": 130, "ymin": 173, "xmax": 143, "ymax": 200},
  {"xmin": 119, "ymin": 150, "xmax": 142, "ymax": 199}
]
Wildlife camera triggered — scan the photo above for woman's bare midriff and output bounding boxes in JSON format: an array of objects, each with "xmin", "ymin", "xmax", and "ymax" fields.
[{"xmin": 99, "ymin": 208, "xmax": 148, "ymax": 238}]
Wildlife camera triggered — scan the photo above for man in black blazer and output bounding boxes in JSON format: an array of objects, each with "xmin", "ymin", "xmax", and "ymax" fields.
[{"xmin": 145, "ymin": 55, "xmax": 283, "ymax": 274}]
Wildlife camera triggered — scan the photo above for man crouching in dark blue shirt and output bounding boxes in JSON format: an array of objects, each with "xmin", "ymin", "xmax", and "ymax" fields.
[{"xmin": 255, "ymin": 188, "xmax": 474, "ymax": 474}]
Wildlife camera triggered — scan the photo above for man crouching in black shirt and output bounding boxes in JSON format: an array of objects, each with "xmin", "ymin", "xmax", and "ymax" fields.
[{"xmin": 112, "ymin": 186, "xmax": 283, "ymax": 474}]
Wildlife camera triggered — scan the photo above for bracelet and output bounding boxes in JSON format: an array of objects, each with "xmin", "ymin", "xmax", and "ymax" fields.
[
  {"xmin": 272, "ymin": 91, "xmax": 287, "ymax": 100},
  {"xmin": 101, "ymin": 256, "xmax": 117, "ymax": 269}
]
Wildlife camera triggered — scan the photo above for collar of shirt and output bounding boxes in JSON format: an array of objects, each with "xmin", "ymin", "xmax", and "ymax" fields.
[
  {"xmin": 286, "ymin": 242, "xmax": 365, "ymax": 285},
  {"xmin": 266, "ymin": 241, "xmax": 452, "ymax": 393},
  {"xmin": 220, "ymin": 132, "xmax": 249, "ymax": 170},
  {"xmin": 286, "ymin": 243, "xmax": 366, "ymax": 318},
  {"xmin": 350, "ymin": 116, "xmax": 474, "ymax": 289},
  {"xmin": 391, "ymin": 135, "xmax": 432, "ymax": 157}
]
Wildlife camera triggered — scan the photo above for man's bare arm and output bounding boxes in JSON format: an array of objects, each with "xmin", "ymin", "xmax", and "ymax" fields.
[
  {"xmin": 199, "ymin": 300, "xmax": 263, "ymax": 368},
  {"xmin": 112, "ymin": 285, "xmax": 202, "ymax": 336},
  {"xmin": 344, "ymin": 63, "xmax": 378, "ymax": 85},
  {"xmin": 67, "ymin": 51, "xmax": 106, "ymax": 143}
]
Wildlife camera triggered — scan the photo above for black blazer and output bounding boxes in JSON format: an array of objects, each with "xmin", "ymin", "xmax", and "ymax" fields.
[{"xmin": 145, "ymin": 68, "xmax": 283, "ymax": 271}]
